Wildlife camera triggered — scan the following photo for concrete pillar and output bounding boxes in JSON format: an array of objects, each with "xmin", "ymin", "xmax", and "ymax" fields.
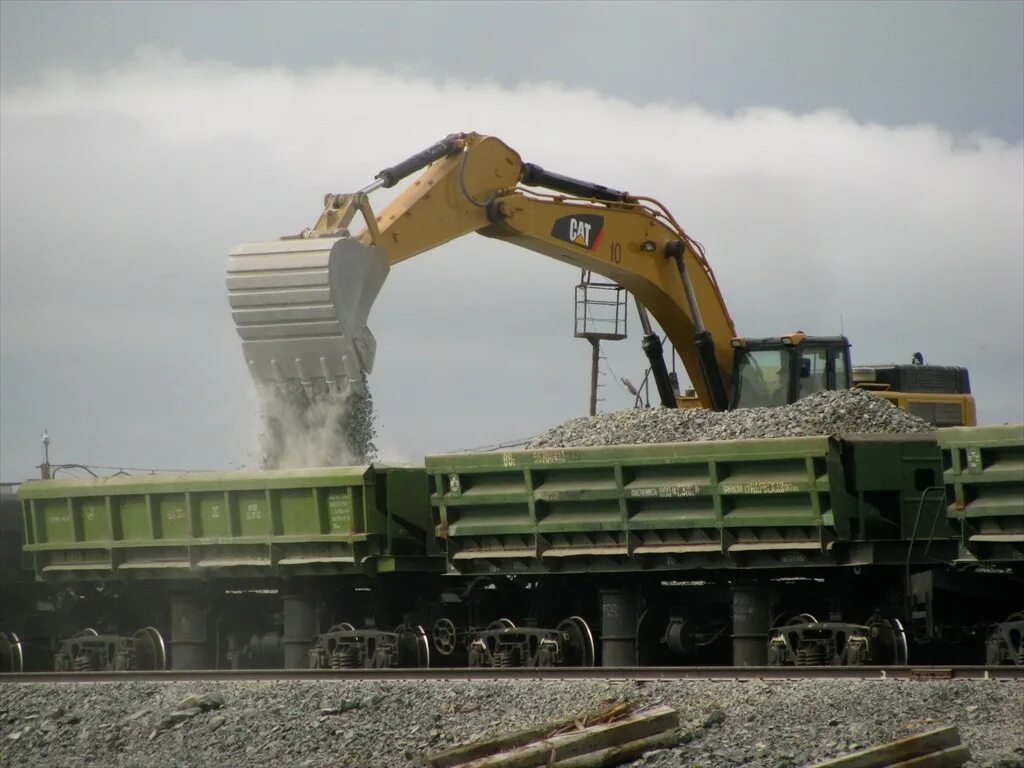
[
  {"xmin": 600, "ymin": 587, "xmax": 637, "ymax": 667},
  {"xmin": 732, "ymin": 583, "xmax": 769, "ymax": 666},
  {"xmin": 170, "ymin": 593, "xmax": 209, "ymax": 670},
  {"xmin": 282, "ymin": 593, "xmax": 316, "ymax": 669}
]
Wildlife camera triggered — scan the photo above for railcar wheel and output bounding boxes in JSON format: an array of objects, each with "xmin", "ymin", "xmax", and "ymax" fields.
[
  {"xmin": 416, "ymin": 625, "xmax": 431, "ymax": 668},
  {"xmin": 489, "ymin": 618, "xmax": 516, "ymax": 630},
  {"xmin": 0, "ymin": 632, "xmax": 24, "ymax": 673},
  {"xmin": 395, "ymin": 624, "xmax": 431, "ymax": 668},
  {"xmin": 893, "ymin": 618, "xmax": 909, "ymax": 665},
  {"xmin": 132, "ymin": 627, "xmax": 168, "ymax": 671},
  {"xmin": 1003, "ymin": 610, "xmax": 1024, "ymax": 664},
  {"xmin": 636, "ymin": 606, "xmax": 666, "ymax": 664},
  {"xmin": 556, "ymin": 616, "xmax": 595, "ymax": 667},
  {"xmin": 865, "ymin": 618, "xmax": 908, "ymax": 665}
]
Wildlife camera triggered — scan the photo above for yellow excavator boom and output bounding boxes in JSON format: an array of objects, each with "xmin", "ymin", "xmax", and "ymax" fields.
[{"xmin": 234, "ymin": 132, "xmax": 738, "ymax": 409}]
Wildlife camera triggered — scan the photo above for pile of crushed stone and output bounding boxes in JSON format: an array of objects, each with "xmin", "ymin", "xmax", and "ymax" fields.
[{"xmin": 526, "ymin": 388, "xmax": 933, "ymax": 449}]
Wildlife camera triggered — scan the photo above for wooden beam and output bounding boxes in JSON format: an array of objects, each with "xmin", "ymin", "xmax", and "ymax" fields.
[
  {"xmin": 461, "ymin": 706, "xmax": 678, "ymax": 768},
  {"xmin": 551, "ymin": 729, "xmax": 681, "ymax": 768},
  {"xmin": 889, "ymin": 745, "xmax": 972, "ymax": 768},
  {"xmin": 808, "ymin": 727, "xmax": 964, "ymax": 768},
  {"xmin": 423, "ymin": 703, "xmax": 635, "ymax": 768}
]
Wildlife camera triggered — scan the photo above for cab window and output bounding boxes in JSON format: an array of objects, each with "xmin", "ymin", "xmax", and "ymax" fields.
[
  {"xmin": 832, "ymin": 348, "xmax": 849, "ymax": 388},
  {"xmin": 798, "ymin": 348, "xmax": 829, "ymax": 399},
  {"xmin": 734, "ymin": 349, "xmax": 790, "ymax": 408}
]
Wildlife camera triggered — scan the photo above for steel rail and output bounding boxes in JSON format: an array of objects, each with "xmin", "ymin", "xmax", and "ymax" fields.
[{"xmin": 1, "ymin": 666, "xmax": 1021, "ymax": 684}]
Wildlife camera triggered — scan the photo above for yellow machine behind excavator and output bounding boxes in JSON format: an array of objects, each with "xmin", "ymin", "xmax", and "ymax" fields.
[{"xmin": 226, "ymin": 132, "xmax": 976, "ymax": 427}]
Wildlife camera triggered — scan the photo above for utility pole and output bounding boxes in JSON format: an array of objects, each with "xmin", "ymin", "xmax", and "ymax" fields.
[{"xmin": 588, "ymin": 338, "xmax": 601, "ymax": 416}]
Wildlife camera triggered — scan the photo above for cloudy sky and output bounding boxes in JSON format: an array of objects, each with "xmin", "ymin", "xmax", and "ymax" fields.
[{"xmin": 1, "ymin": 1, "xmax": 1022, "ymax": 481}]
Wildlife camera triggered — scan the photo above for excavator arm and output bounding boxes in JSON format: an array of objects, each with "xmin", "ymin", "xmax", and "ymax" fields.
[{"xmin": 227, "ymin": 132, "xmax": 738, "ymax": 410}]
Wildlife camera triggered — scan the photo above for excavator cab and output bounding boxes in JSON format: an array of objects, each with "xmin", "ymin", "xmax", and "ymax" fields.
[
  {"xmin": 729, "ymin": 334, "xmax": 852, "ymax": 409},
  {"xmin": 728, "ymin": 335, "xmax": 976, "ymax": 425}
]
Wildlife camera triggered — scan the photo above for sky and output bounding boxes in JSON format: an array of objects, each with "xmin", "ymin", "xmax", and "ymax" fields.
[{"xmin": 1, "ymin": 0, "xmax": 1022, "ymax": 481}]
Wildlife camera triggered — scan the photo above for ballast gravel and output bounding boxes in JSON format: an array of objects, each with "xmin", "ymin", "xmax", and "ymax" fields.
[
  {"xmin": 527, "ymin": 389, "xmax": 933, "ymax": 449},
  {"xmin": 2, "ymin": 678, "xmax": 1021, "ymax": 768}
]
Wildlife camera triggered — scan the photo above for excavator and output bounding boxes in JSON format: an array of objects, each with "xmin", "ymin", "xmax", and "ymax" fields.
[{"xmin": 226, "ymin": 132, "xmax": 975, "ymax": 427}]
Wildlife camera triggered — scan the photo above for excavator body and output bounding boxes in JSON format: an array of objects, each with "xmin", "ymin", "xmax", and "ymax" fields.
[{"xmin": 226, "ymin": 132, "xmax": 976, "ymax": 427}]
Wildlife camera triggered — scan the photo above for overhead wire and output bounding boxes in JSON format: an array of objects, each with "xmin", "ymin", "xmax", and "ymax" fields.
[{"xmin": 45, "ymin": 462, "xmax": 217, "ymax": 479}]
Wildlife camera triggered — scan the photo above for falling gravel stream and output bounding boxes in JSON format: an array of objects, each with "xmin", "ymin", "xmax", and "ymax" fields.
[{"xmin": 259, "ymin": 374, "xmax": 377, "ymax": 468}]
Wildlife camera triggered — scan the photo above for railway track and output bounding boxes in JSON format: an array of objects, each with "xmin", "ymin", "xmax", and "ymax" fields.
[{"xmin": 3, "ymin": 665, "xmax": 1022, "ymax": 683}]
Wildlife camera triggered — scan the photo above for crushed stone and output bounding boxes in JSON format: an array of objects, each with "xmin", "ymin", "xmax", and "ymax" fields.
[
  {"xmin": 1, "ymin": 678, "xmax": 1020, "ymax": 768},
  {"xmin": 527, "ymin": 388, "xmax": 933, "ymax": 449}
]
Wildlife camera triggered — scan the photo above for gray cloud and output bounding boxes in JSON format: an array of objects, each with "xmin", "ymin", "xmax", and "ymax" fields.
[
  {"xmin": 1, "ymin": 54, "xmax": 1021, "ymax": 480},
  {"xmin": 2, "ymin": 1, "xmax": 1022, "ymax": 140}
]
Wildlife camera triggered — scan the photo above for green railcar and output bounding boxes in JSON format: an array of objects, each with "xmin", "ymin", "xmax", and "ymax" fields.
[
  {"xmin": 6, "ymin": 431, "xmax": 1023, "ymax": 672},
  {"xmin": 939, "ymin": 424, "xmax": 1024, "ymax": 562},
  {"xmin": 426, "ymin": 433, "xmax": 950, "ymax": 574},
  {"xmin": 18, "ymin": 465, "xmax": 437, "ymax": 581}
]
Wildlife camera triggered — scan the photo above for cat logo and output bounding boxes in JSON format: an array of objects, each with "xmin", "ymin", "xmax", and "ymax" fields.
[{"xmin": 551, "ymin": 214, "xmax": 605, "ymax": 251}]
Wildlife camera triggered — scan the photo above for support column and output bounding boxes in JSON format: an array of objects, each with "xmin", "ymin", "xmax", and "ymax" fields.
[
  {"xmin": 589, "ymin": 338, "xmax": 600, "ymax": 416},
  {"xmin": 732, "ymin": 583, "xmax": 769, "ymax": 666},
  {"xmin": 600, "ymin": 587, "xmax": 637, "ymax": 667},
  {"xmin": 170, "ymin": 593, "xmax": 210, "ymax": 670},
  {"xmin": 282, "ymin": 593, "xmax": 316, "ymax": 669}
]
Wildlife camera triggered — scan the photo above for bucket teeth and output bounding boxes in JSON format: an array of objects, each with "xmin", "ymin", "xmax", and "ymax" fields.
[{"xmin": 226, "ymin": 236, "xmax": 390, "ymax": 397}]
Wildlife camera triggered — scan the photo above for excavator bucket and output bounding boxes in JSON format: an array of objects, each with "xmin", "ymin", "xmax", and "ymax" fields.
[{"xmin": 226, "ymin": 236, "xmax": 390, "ymax": 397}]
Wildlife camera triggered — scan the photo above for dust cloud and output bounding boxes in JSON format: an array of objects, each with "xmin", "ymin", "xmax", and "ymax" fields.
[{"xmin": 257, "ymin": 377, "xmax": 377, "ymax": 469}]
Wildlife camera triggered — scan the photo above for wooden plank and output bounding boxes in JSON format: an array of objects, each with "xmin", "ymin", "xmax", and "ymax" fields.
[
  {"xmin": 423, "ymin": 714, "xmax": 580, "ymax": 768},
  {"xmin": 889, "ymin": 745, "xmax": 971, "ymax": 768},
  {"xmin": 808, "ymin": 727, "xmax": 961, "ymax": 768},
  {"xmin": 462, "ymin": 706, "xmax": 678, "ymax": 768},
  {"xmin": 423, "ymin": 703, "xmax": 634, "ymax": 768},
  {"xmin": 551, "ymin": 729, "xmax": 681, "ymax": 768}
]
